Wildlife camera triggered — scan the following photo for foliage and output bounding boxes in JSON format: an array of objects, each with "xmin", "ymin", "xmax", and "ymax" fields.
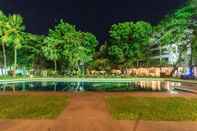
[
  {"xmin": 20, "ymin": 33, "xmax": 45, "ymax": 69},
  {"xmin": 108, "ymin": 21, "xmax": 152, "ymax": 66},
  {"xmin": 191, "ymin": 0, "xmax": 197, "ymax": 64},
  {"xmin": 150, "ymin": 1, "xmax": 196, "ymax": 75},
  {"xmin": 90, "ymin": 58, "xmax": 111, "ymax": 71},
  {"xmin": 0, "ymin": 11, "xmax": 8, "ymax": 75},
  {"xmin": 156, "ymin": 4, "xmax": 194, "ymax": 45},
  {"xmin": 42, "ymin": 20, "xmax": 98, "ymax": 75},
  {"xmin": 6, "ymin": 14, "xmax": 25, "ymax": 49},
  {"xmin": 0, "ymin": 11, "xmax": 26, "ymax": 76},
  {"xmin": 0, "ymin": 11, "xmax": 8, "ymax": 43}
]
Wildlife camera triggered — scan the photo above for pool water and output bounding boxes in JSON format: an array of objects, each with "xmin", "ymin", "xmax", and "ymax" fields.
[{"xmin": 0, "ymin": 81, "xmax": 180, "ymax": 92}]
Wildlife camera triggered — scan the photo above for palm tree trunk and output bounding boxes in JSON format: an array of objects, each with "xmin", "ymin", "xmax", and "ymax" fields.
[
  {"xmin": 54, "ymin": 60, "xmax": 57, "ymax": 72},
  {"xmin": 13, "ymin": 46, "xmax": 17, "ymax": 77},
  {"xmin": 2, "ymin": 43, "xmax": 7, "ymax": 75}
]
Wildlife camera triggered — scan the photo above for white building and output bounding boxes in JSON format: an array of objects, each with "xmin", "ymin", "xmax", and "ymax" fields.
[
  {"xmin": 150, "ymin": 43, "xmax": 192, "ymax": 66},
  {"xmin": 150, "ymin": 29, "xmax": 194, "ymax": 66}
]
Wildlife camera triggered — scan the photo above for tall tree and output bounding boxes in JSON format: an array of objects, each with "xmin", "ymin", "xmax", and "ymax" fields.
[
  {"xmin": 63, "ymin": 32, "xmax": 97, "ymax": 75},
  {"xmin": 21, "ymin": 33, "xmax": 45, "ymax": 69},
  {"xmin": 190, "ymin": 0, "xmax": 197, "ymax": 64},
  {"xmin": 43, "ymin": 36, "xmax": 61, "ymax": 72},
  {"xmin": 7, "ymin": 14, "xmax": 25, "ymax": 77},
  {"xmin": 43, "ymin": 20, "xmax": 97, "ymax": 75},
  {"xmin": 108, "ymin": 21, "xmax": 152, "ymax": 67},
  {"xmin": 0, "ymin": 11, "xmax": 8, "ymax": 75},
  {"xmin": 154, "ymin": 1, "xmax": 195, "ymax": 76},
  {"xmin": 42, "ymin": 20, "xmax": 76, "ymax": 73}
]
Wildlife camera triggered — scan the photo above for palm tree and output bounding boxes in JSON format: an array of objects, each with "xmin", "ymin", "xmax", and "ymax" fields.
[
  {"xmin": 7, "ymin": 14, "xmax": 25, "ymax": 77},
  {"xmin": 0, "ymin": 11, "xmax": 8, "ymax": 75}
]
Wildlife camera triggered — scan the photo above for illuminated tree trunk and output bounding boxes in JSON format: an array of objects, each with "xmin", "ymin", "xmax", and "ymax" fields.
[
  {"xmin": 13, "ymin": 46, "xmax": 17, "ymax": 77},
  {"xmin": 2, "ymin": 43, "xmax": 7, "ymax": 75},
  {"xmin": 54, "ymin": 60, "xmax": 57, "ymax": 72}
]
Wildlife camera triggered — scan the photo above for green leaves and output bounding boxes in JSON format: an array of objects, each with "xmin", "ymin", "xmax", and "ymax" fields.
[
  {"xmin": 108, "ymin": 45, "xmax": 125, "ymax": 63},
  {"xmin": 0, "ymin": 11, "xmax": 25, "ymax": 73},
  {"xmin": 133, "ymin": 21, "xmax": 152, "ymax": 42},
  {"xmin": 110, "ymin": 22, "xmax": 133, "ymax": 41},
  {"xmin": 108, "ymin": 21, "xmax": 152, "ymax": 65},
  {"xmin": 151, "ymin": 1, "xmax": 196, "ymax": 67},
  {"xmin": 0, "ymin": 13, "xmax": 25, "ymax": 49},
  {"xmin": 155, "ymin": 2, "xmax": 194, "ymax": 46},
  {"xmin": 42, "ymin": 20, "xmax": 97, "ymax": 74}
]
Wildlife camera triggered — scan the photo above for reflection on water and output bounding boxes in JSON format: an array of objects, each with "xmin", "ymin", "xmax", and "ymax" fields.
[
  {"xmin": 135, "ymin": 81, "xmax": 163, "ymax": 91},
  {"xmin": 134, "ymin": 81, "xmax": 180, "ymax": 94},
  {"xmin": 0, "ymin": 81, "xmax": 182, "ymax": 92}
]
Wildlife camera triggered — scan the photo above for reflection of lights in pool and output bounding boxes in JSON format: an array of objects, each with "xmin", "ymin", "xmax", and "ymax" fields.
[
  {"xmin": 165, "ymin": 81, "xmax": 170, "ymax": 90},
  {"xmin": 169, "ymin": 82, "xmax": 180, "ymax": 95},
  {"xmin": 29, "ymin": 84, "xmax": 34, "ymax": 88},
  {"xmin": 136, "ymin": 81, "xmax": 172, "ymax": 91},
  {"xmin": 169, "ymin": 90, "xmax": 178, "ymax": 95}
]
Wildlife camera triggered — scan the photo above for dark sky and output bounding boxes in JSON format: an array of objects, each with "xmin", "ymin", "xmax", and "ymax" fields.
[{"xmin": 0, "ymin": 0, "xmax": 186, "ymax": 41}]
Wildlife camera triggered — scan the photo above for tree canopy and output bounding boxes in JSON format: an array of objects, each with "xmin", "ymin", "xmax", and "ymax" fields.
[
  {"xmin": 42, "ymin": 20, "xmax": 98, "ymax": 75},
  {"xmin": 108, "ymin": 21, "xmax": 152, "ymax": 66}
]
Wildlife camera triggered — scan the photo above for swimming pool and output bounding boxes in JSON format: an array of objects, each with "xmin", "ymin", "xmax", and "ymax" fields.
[{"xmin": 0, "ymin": 80, "xmax": 180, "ymax": 92}]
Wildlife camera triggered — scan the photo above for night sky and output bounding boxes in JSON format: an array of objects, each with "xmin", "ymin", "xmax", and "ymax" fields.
[{"xmin": 0, "ymin": 0, "xmax": 186, "ymax": 41}]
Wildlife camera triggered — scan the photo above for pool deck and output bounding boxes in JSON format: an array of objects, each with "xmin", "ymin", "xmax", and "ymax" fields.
[
  {"xmin": 0, "ymin": 92, "xmax": 197, "ymax": 131},
  {"xmin": 0, "ymin": 77, "xmax": 166, "ymax": 84},
  {"xmin": 0, "ymin": 77, "xmax": 196, "ymax": 84}
]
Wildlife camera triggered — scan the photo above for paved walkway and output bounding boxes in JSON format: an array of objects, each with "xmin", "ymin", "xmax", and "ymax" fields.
[{"xmin": 1, "ymin": 92, "xmax": 197, "ymax": 131}]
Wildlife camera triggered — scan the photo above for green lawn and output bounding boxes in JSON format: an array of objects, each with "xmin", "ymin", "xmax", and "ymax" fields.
[
  {"xmin": 107, "ymin": 96, "xmax": 197, "ymax": 121},
  {"xmin": 0, "ymin": 95, "xmax": 68, "ymax": 119}
]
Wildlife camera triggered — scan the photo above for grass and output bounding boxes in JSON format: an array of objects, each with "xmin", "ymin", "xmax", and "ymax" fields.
[
  {"xmin": 0, "ymin": 95, "xmax": 68, "ymax": 119},
  {"xmin": 107, "ymin": 96, "xmax": 197, "ymax": 121}
]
